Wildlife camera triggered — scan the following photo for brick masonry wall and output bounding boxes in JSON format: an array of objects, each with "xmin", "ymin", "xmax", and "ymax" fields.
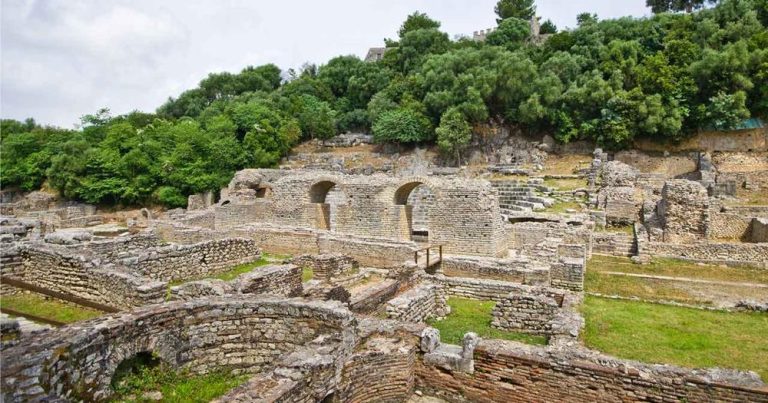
[
  {"xmin": 490, "ymin": 294, "xmax": 560, "ymax": 335},
  {"xmin": 291, "ymin": 254, "xmax": 359, "ymax": 281},
  {"xmin": 339, "ymin": 337, "xmax": 417, "ymax": 402},
  {"xmin": 709, "ymin": 211, "xmax": 753, "ymax": 240},
  {"xmin": 1, "ymin": 298, "xmax": 355, "ymax": 402},
  {"xmin": 416, "ymin": 340, "xmax": 768, "ymax": 403}
]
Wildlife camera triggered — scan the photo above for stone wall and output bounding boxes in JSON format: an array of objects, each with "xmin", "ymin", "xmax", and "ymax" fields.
[
  {"xmin": 1, "ymin": 298, "xmax": 355, "ymax": 402},
  {"xmin": 3, "ymin": 244, "xmax": 165, "ymax": 308},
  {"xmin": 659, "ymin": 180, "xmax": 709, "ymax": 243},
  {"xmin": 753, "ymin": 218, "xmax": 768, "ymax": 243},
  {"xmin": 386, "ymin": 284, "xmax": 449, "ymax": 323},
  {"xmin": 592, "ymin": 231, "xmax": 636, "ymax": 256},
  {"xmin": 119, "ymin": 238, "xmax": 259, "ymax": 282},
  {"xmin": 416, "ymin": 339, "xmax": 768, "ymax": 403},
  {"xmin": 641, "ymin": 240, "xmax": 768, "ymax": 268},
  {"xmin": 439, "ymin": 255, "xmax": 550, "ymax": 286},
  {"xmin": 291, "ymin": 253, "xmax": 359, "ymax": 281},
  {"xmin": 169, "ymin": 264, "xmax": 303, "ymax": 300},
  {"xmin": 708, "ymin": 210, "xmax": 753, "ymax": 240},
  {"xmin": 213, "ymin": 170, "xmax": 508, "ymax": 258}
]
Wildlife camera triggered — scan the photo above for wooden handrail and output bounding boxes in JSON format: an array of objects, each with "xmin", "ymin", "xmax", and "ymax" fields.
[{"xmin": 414, "ymin": 245, "xmax": 443, "ymax": 268}]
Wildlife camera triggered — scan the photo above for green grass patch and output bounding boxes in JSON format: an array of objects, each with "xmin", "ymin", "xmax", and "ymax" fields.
[
  {"xmin": 0, "ymin": 293, "xmax": 103, "ymax": 324},
  {"xmin": 543, "ymin": 178, "xmax": 586, "ymax": 191},
  {"xmin": 541, "ymin": 200, "xmax": 582, "ymax": 214},
  {"xmin": 111, "ymin": 352, "xmax": 247, "ymax": 402},
  {"xmin": 581, "ymin": 296, "xmax": 768, "ymax": 381},
  {"xmin": 302, "ymin": 267, "xmax": 314, "ymax": 283},
  {"xmin": 262, "ymin": 252, "xmax": 292, "ymax": 261},
  {"xmin": 169, "ymin": 258, "xmax": 271, "ymax": 286},
  {"xmin": 427, "ymin": 297, "xmax": 547, "ymax": 346},
  {"xmin": 588, "ymin": 255, "xmax": 768, "ymax": 284},
  {"xmin": 585, "ymin": 270, "xmax": 712, "ymax": 305}
]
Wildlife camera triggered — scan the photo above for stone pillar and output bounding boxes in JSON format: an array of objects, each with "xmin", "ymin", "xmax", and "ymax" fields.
[{"xmin": 660, "ymin": 180, "xmax": 709, "ymax": 243}]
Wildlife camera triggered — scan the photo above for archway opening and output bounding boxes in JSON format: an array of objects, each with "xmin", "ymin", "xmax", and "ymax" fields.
[
  {"xmin": 111, "ymin": 351, "xmax": 162, "ymax": 392},
  {"xmin": 309, "ymin": 181, "xmax": 345, "ymax": 230},
  {"xmin": 394, "ymin": 182, "xmax": 434, "ymax": 243}
]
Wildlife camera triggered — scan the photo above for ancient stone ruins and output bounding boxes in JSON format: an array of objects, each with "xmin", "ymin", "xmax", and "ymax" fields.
[{"xmin": 2, "ymin": 131, "xmax": 768, "ymax": 402}]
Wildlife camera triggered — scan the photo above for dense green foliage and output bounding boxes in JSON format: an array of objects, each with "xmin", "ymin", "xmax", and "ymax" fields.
[{"xmin": 2, "ymin": 0, "xmax": 766, "ymax": 207}]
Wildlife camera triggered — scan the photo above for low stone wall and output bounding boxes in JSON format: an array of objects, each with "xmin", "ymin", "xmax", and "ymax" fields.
[
  {"xmin": 1, "ymin": 298, "xmax": 355, "ymax": 402},
  {"xmin": 490, "ymin": 294, "xmax": 560, "ymax": 335},
  {"xmin": 119, "ymin": 238, "xmax": 260, "ymax": 282},
  {"xmin": 236, "ymin": 264, "xmax": 302, "ymax": 297},
  {"xmin": 439, "ymin": 255, "xmax": 549, "ymax": 286},
  {"xmin": 318, "ymin": 234, "xmax": 417, "ymax": 268},
  {"xmin": 386, "ymin": 284, "xmax": 449, "ymax": 323},
  {"xmin": 3, "ymin": 244, "xmax": 164, "ymax": 308},
  {"xmin": 434, "ymin": 275, "xmax": 540, "ymax": 302},
  {"xmin": 170, "ymin": 264, "xmax": 303, "ymax": 301},
  {"xmin": 349, "ymin": 279, "xmax": 400, "ymax": 313},
  {"xmin": 550, "ymin": 256, "xmax": 586, "ymax": 291},
  {"xmin": 291, "ymin": 253, "xmax": 359, "ymax": 281},
  {"xmin": 416, "ymin": 339, "xmax": 768, "ymax": 403},
  {"xmin": 67, "ymin": 231, "xmax": 162, "ymax": 261},
  {"xmin": 641, "ymin": 240, "xmax": 768, "ymax": 268}
]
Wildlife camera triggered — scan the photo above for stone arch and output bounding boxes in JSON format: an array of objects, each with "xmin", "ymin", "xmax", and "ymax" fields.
[
  {"xmin": 393, "ymin": 181, "xmax": 435, "ymax": 243},
  {"xmin": 309, "ymin": 181, "xmax": 337, "ymax": 204},
  {"xmin": 309, "ymin": 181, "xmax": 346, "ymax": 230}
]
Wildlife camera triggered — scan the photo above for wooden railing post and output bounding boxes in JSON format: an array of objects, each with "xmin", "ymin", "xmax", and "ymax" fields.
[
  {"xmin": 414, "ymin": 250, "xmax": 418, "ymax": 264},
  {"xmin": 426, "ymin": 248, "xmax": 430, "ymax": 268},
  {"xmin": 439, "ymin": 245, "xmax": 443, "ymax": 262}
]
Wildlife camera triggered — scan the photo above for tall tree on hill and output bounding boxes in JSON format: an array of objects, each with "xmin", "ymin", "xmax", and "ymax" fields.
[
  {"xmin": 646, "ymin": 0, "xmax": 718, "ymax": 13},
  {"xmin": 398, "ymin": 11, "xmax": 441, "ymax": 38},
  {"xmin": 495, "ymin": 0, "xmax": 536, "ymax": 23}
]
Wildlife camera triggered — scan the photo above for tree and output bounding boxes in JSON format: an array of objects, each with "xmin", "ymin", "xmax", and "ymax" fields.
[
  {"xmin": 540, "ymin": 19, "xmax": 558, "ymax": 34},
  {"xmin": 372, "ymin": 108, "xmax": 432, "ymax": 145},
  {"xmin": 388, "ymin": 28, "xmax": 450, "ymax": 73},
  {"xmin": 398, "ymin": 12, "xmax": 441, "ymax": 38},
  {"xmin": 495, "ymin": 0, "xmax": 536, "ymax": 23},
  {"xmin": 296, "ymin": 95, "xmax": 337, "ymax": 140},
  {"xmin": 646, "ymin": 0, "xmax": 718, "ymax": 13},
  {"xmin": 436, "ymin": 108, "xmax": 472, "ymax": 165},
  {"xmin": 576, "ymin": 13, "xmax": 598, "ymax": 26},
  {"xmin": 486, "ymin": 18, "xmax": 531, "ymax": 48}
]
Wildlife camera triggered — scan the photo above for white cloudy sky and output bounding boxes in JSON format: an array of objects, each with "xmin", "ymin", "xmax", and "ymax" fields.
[{"xmin": 0, "ymin": 0, "xmax": 650, "ymax": 128}]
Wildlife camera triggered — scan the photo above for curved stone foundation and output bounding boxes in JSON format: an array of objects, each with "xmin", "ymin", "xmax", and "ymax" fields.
[{"xmin": 1, "ymin": 297, "xmax": 355, "ymax": 402}]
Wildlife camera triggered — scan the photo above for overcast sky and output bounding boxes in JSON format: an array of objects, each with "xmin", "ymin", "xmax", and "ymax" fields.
[{"xmin": 1, "ymin": 0, "xmax": 650, "ymax": 128}]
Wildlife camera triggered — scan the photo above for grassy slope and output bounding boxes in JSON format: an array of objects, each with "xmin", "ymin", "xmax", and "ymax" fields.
[
  {"xmin": 427, "ymin": 297, "xmax": 547, "ymax": 345},
  {"xmin": 582, "ymin": 296, "xmax": 768, "ymax": 381},
  {"xmin": 588, "ymin": 255, "xmax": 768, "ymax": 284},
  {"xmin": 112, "ymin": 365, "xmax": 247, "ymax": 403},
  {"xmin": 1, "ymin": 293, "xmax": 103, "ymax": 323}
]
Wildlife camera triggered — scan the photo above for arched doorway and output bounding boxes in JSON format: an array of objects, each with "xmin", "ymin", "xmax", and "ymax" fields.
[
  {"xmin": 394, "ymin": 182, "xmax": 434, "ymax": 243},
  {"xmin": 309, "ymin": 181, "xmax": 345, "ymax": 230}
]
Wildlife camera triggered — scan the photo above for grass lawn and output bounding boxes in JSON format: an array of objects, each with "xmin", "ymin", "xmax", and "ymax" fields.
[
  {"xmin": 582, "ymin": 296, "xmax": 768, "ymax": 381},
  {"xmin": 111, "ymin": 353, "xmax": 247, "ymax": 402},
  {"xmin": 588, "ymin": 255, "xmax": 768, "ymax": 284},
  {"xmin": 601, "ymin": 224, "xmax": 634, "ymax": 236},
  {"xmin": 543, "ymin": 177, "xmax": 587, "ymax": 191},
  {"xmin": 427, "ymin": 297, "xmax": 547, "ymax": 346},
  {"xmin": 1, "ymin": 293, "xmax": 103, "ymax": 324},
  {"xmin": 541, "ymin": 200, "xmax": 582, "ymax": 214},
  {"xmin": 585, "ymin": 270, "xmax": 714, "ymax": 305}
]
